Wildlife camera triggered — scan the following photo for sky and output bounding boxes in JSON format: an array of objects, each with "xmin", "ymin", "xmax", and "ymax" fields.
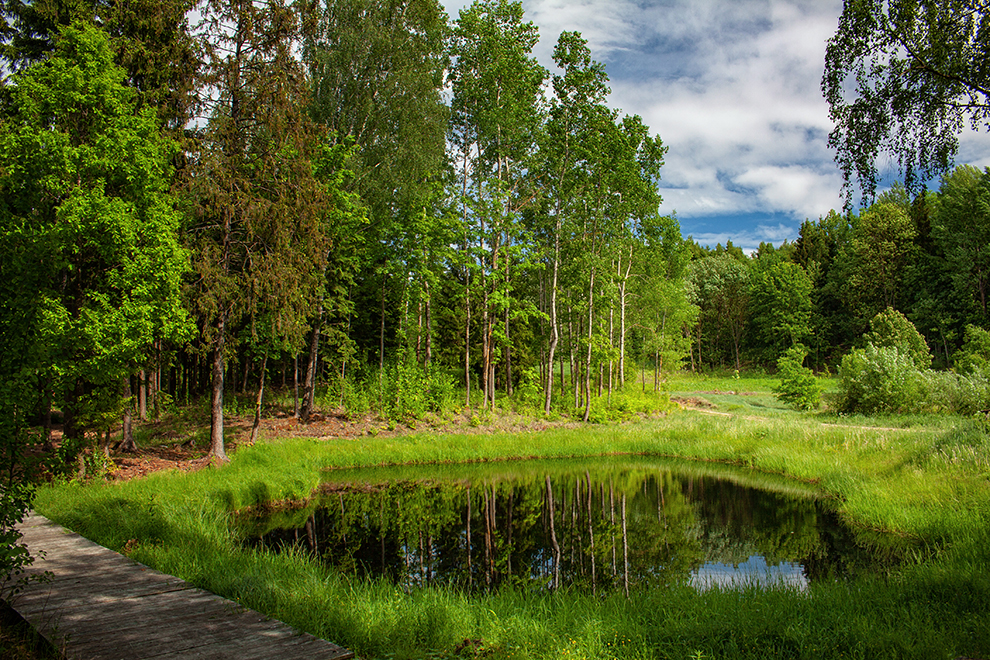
[{"xmin": 440, "ymin": 0, "xmax": 990, "ymax": 253}]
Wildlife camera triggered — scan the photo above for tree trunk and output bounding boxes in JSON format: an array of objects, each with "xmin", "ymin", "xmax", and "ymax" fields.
[
  {"xmin": 504, "ymin": 305, "xmax": 512, "ymax": 397},
  {"xmin": 379, "ymin": 275, "xmax": 386, "ymax": 393},
  {"xmin": 545, "ymin": 475, "xmax": 560, "ymax": 591},
  {"xmin": 424, "ymin": 277, "xmax": 432, "ymax": 366},
  {"xmin": 242, "ymin": 355, "xmax": 251, "ymax": 397},
  {"xmin": 250, "ymin": 353, "xmax": 268, "ymax": 444},
  {"xmin": 568, "ymin": 310, "xmax": 579, "ymax": 408},
  {"xmin": 545, "ymin": 213, "xmax": 561, "ymax": 414},
  {"xmin": 293, "ymin": 355, "xmax": 300, "ymax": 418},
  {"xmin": 208, "ymin": 314, "xmax": 228, "ymax": 463},
  {"xmin": 462, "ymin": 149, "xmax": 472, "ymax": 409},
  {"xmin": 583, "ymin": 262, "xmax": 596, "ymax": 423},
  {"xmin": 621, "ymin": 492, "xmax": 629, "ymax": 598},
  {"xmin": 482, "ymin": 277, "xmax": 491, "ymax": 409},
  {"xmin": 119, "ymin": 376, "xmax": 137, "ymax": 452},
  {"xmin": 466, "ymin": 486, "xmax": 472, "ymax": 588},
  {"xmin": 41, "ymin": 387, "xmax": 53, "ymax": 450},
  {"xmin": 619, "ymin": 245, "xmax": 632, "ymax": 387},
  {"xmin": 301, "ymin": 304, "xmax": 322, "ymax": 422},
  {"xmin": 138, "ymin": 369, "xmax": 147, "ymax": 421},
  {"xmin": 586, "ymin": 471, "xmax": 596, "ymax": 595},
  {"xmin": 62, "ymin": 379, "xmax": 84, "ymax": 444},
  {"xmin": 464, "ymin": 261, "xmax": 472, "ymax": 408}
]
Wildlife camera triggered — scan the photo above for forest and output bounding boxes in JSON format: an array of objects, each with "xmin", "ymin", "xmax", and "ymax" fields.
[{"xmin": 1, "ymin": 0, "xmax": 989, "ymax": 464}]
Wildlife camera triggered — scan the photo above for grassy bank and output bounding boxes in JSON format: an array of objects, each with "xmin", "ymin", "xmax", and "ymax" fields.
[{"xmin": 30, "ymin": 386, "xmax": 990, "ymax": 659}]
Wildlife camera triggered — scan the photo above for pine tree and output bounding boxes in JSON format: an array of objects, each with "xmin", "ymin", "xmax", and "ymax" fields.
[{"xmin": 188, "ymin": 0, "xmax": 338, "ymax": 461}]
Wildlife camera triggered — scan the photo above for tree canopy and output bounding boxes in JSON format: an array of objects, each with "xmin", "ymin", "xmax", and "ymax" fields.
[
  {"xmin": 823, "ymin": 0, "xmax": 990, "ymax": 202},
  {"xmin": 0, "ymin": 22, "xmax": 188, "ymax": 445}
]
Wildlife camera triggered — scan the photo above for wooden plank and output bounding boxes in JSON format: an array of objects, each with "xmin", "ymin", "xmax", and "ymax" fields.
[{"xmin": 8, "ymin": 513, "xmax": 355, "ymax": 660}]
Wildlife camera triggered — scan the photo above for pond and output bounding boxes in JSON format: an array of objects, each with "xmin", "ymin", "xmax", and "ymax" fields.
[{"xmin": 239, "ymin": 456, "xmax": 914, "ymax": 595}]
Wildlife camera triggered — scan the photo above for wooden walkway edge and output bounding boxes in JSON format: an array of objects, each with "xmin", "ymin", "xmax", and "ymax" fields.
[{"xmin": 7, "ymin": 513, "xmax": 354, "ymax": 660}]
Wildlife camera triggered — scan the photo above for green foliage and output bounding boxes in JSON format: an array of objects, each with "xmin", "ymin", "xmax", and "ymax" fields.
[
  {"xmin": 687, "ymin": 253, "xmax": 751, "ymax": 370},
  {"xmin": 0, "ymin": 481, "xmax": 50, "ymax": 600},
  {"xmin": 931, "ymin": 165, "xmax": 990, "ymax": 327},
  {"xmin": 773, "ymin": 344, "xmax": 823, "ymax": 411},
  {"xmin": 823, "ymin": 0, "xmax": 990, "ymax": 201},
  {"xmin": 843, "ymin": 203, "xmax": 918, "ymax": 319},
  {"xmin": 748, "ymin": 261, "xmax": 813, "ymax": 361},
  {"xmin": 955, "ymin": 324, "xmax": 990, "ymax": 376},
  {"xmin": 837, "ymin": 344, "xmax": 922, "ymax": 414},
  {"xmin": 306, "ymin": 0, "xmax": 448, "ymax": 216},
  {"xmin": 914, "ymin": 370, "xmax": 990, "ymax": 416},
  {"xmin": 839, "ymin": 340, "xmax": 990, "ymax": 415},
  {"xmin": 865, "ymin": 307, "xmax": 932, "ymax": 369},
  {"xmin": 512, "ymin": 367, "xmax": 543, "ymax": 412},
  {"xmin": 0, "ymin": 23, "xmax": 188, "ymax": 442},
  {"xmin": 372, "ymin": 354, "xmax": 457, "ymax": 421}
]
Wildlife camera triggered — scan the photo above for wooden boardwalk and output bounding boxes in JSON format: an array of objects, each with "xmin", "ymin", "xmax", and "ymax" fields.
[{"xmin": 9, "ymin": 513, "xmax": 354, "ymax": 660}]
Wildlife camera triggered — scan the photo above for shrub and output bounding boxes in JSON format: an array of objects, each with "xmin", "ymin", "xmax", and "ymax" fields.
[
  {"xmin": 377, "ymin": 353, "xmax": 458, "ymax": 421},
  {"xmin": 773, "ymin": 344, "xmax": 824, "ymax": 410},
  {"xmin": 513, "ymin": 368, "xmax": 543, "ymax": 412},
  {"xmin": 916, "ymin": 370, "xmax": 990, "ymax": 415},
  {"xmin": 837, "ymin": 344, "xmax": 922, "ymax": 413},
  {"xmin": 954, "ymin": 324, "xmax": 990, "ymax": 377},
  {"xmin": 838, "ymin": 344, "xmax": 990, "ymax": 415},
  {"xmin": 865, "ymin": 307, "xmax": 932, "ymax": 369}
]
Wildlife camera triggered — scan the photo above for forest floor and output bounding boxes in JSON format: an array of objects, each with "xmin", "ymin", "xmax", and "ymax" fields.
[{"xmin": 75, "ymin": 405, "xmax": 593, "ymax": 483}]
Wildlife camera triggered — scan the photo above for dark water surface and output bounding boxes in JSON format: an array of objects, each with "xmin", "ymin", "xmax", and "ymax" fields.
[{"xmin": 240, "ymin": 456, "xmax": 913, "ymax": 594}]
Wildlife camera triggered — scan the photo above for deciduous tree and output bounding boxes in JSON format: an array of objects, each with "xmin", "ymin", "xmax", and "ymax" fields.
[
  {"xmin": 0, "ymin": 24, "xmax": 188, "ymax": 452},
  {"xmin": 449, "ymin": 0, "xmax": 546, "ymax": 408},
  {"xmin": 823, "ymin": 0, "xmax": 990, "ymax": 201}
]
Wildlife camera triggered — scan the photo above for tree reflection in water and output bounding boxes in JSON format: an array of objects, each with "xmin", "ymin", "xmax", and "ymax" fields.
[{"xmin": 241, "ymin": 459, "xmax": 915, "ymax": 595}]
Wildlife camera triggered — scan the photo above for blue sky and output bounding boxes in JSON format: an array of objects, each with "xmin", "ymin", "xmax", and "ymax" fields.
[{"xmin": 441, "ymin": 0, "xmax": 990, "ymax": 253}]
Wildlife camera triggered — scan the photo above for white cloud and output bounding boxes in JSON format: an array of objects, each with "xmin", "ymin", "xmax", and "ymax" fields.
[
  {"xmin": 439, "ymin": 0, "xmax": 990, "ymax": 247},
  {"xmin": 733, "ymin": 165, "xmax": 844, "ymax": 218},
  {"xmin": 507, "ymin": 0, "xmax": 847, "ymax": 232}
]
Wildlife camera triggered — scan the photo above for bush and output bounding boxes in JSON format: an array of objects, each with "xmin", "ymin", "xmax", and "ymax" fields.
[
  {"xmin": 838, "ymin": 344, "xmax": 990, "ymax": 415},
  {"xmin": 916, "ymin": 370, "xmax": 990, "ymax": 415},
  {"xmin": 865, "ymin": 307, "xmax": 932, "ymax": 369},
  {"xmin": 378, "ymin": 353, "xmax": 457, "ymax": 421},
  {"xmin": 837, "ymin": 344, "xmax": 922, "ymax": 414},
  {"xmin": 512, "ymin": 368, "xmax": 543, "ymax": 412},
  {"xmin": 773, "ymin": 344, "xmax": 824, "ymax": 411},
  {"xmin": 954, "ymin": 324, "xmax": 990, "ymax": 376}
]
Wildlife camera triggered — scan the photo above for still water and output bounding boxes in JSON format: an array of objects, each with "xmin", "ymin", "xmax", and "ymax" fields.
[{"xmin": 240, "ymin": 457, "xmax": 911, "ymax": 595}]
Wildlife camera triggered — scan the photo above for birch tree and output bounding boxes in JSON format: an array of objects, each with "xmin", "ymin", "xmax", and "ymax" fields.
[{"xmin": 449, "ymin": 0, "xmax": 546, "ymax": 408}]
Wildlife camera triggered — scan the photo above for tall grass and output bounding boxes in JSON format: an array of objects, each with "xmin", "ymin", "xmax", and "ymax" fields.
[{"xmin": 31, "ymin": 379, "xmax": 990, "ymax": 659}]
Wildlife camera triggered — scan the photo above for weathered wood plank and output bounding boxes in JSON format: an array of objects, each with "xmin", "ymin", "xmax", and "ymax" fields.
[{"xmin": 8, "ymin": 513, "xmax": 355, "ymax": 660}]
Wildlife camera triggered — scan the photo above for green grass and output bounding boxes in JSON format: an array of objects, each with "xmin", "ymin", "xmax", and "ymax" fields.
[{"xmin": 29, "ymin": 374, "xmax": 990, "ymax": 659}]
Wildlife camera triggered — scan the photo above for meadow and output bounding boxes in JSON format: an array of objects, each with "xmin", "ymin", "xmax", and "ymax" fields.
[{"xmin": 28, "ymin": 375, "xmax": 990, "ymax": 659}]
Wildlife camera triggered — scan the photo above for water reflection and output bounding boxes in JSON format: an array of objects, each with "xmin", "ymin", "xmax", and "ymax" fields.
[
  {"xmin": 240, "ymin": 458, "xmax": 912, "ymax": 595},
  {"xmin": 690, "ymin": 557, "xmax": 807, "ymax": 590}
]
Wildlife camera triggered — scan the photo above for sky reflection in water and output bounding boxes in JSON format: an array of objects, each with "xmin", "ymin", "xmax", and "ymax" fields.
[{"xmin": 242, "ymin": 457, "xmax": 910, "ymax": 595}]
